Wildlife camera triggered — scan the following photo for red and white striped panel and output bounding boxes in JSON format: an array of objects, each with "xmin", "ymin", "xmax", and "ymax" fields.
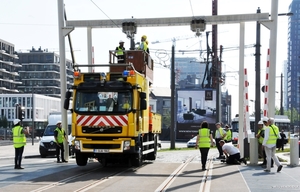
[
  {"xmin": 92, "ymin": 46, "xmax": 95, "ymax": 73},
  {"xmin": 263, "ymin": 49, "xmax": 270, "ymax": 117},
  {"xmin": 76, "ymin": 115, "xmax": 128, "ymax": 126},
  {"xmin": 244, "ymin": 68, "xmax": 251, "ymax": 137}
]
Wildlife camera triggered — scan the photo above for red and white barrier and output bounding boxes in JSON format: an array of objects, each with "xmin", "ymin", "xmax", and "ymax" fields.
[
  {"xmin": 244, "ymin": 68, "xmax": 251, "ymax": 139},
  {"xmin": 263, "ymin": 49, "xmax": 270, "ymax": 117},
  {"xmin": 92, "ymin": 46, "xmax": 95, "ymax": 73}
]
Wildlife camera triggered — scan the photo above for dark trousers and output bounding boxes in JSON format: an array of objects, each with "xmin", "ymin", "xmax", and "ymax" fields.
[
  {"xmin": 117, "ymin": 55, "xmax": 125, "ymax": 63},
  {"xmin": 226, "ymin": 153, "xmax": 243, "ymax": 164},
  {"xmin": 15, "ymin": 146, "xmax": 24, "ymax": 168},
  {"xmin": 199, "ymin": 148, "xmax": 210, "ymax": 169},
  {"xmin": 215, "ymin": 138, "xmax": 223, "ymax": 157},
  {"xmin": 56, "ymin": 142, "xmax": 65, "ymax": 162}
]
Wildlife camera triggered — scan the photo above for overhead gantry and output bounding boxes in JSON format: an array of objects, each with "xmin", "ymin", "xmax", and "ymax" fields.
[{"xmin": 58, "ymin": 0, "xmax": 280, "ymax": 157}]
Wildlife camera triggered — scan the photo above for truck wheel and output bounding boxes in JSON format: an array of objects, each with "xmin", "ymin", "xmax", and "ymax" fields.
[
  {"xmin": 131, "ymin": 147, "xmax": 142, "ymax": 167},
  {"xmin": 98, "ymin": 158, "xmax": 107, "ymax": 167},
  {"xmin": 147, "ymin": 136, "xmax": 157, "ymax": 160},
  {"xmin": 76, "ymin": 152, "xmax": 88, "ymax": 166}
]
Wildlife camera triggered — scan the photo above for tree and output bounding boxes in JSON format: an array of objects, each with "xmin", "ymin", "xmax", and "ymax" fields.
[{"xmin": 162, "ymin": 111, "xmax": 171, "ymax": 129}]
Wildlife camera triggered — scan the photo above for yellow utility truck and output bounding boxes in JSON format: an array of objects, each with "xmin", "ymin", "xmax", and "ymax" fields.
[{"xmin": 64, "ymin": 50, "xmax": 161, "ymax": 167}]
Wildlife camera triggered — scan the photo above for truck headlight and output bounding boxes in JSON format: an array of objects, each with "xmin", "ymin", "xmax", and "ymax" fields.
[
  {"xmin": 40, "ymin": 142, "xmax": 45, "ymax": 147},
  {"xmin": 74, "ymin": 140, "xmax": 81, "ymax": 150},
  {"xmin": 123, "ymin": 141, "xmax": 130, "ymax": 151}
]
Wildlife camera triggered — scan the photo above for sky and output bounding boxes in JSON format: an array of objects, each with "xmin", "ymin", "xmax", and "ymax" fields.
[{"xmin": 0, "ymin": 0, "xmax": 293, "ymax": 118}]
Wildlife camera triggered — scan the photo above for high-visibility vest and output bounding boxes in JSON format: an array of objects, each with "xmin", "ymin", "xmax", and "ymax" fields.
[
  {"xmin": 116, "ymin": 47, "xmax": 124, "ymax": 55},
  {"xmin": 266, "ymin": 125, "xmax": 278, "ymax": 145},
  {"xmin": 142, "ymin": 42, "xmax": 148, "ymax": 52},
  {"xmin": 139, "ymin": 42, "xmax": 148, "ymax": 52},
  {"xmin": 12, "ymin": 125, "xmax": 26, "ymax": 148},
  {"xmin": 198, "ymin": 128, "xmax": 211, "ymax": 148},
  {"xmin": 55, "ymin": 127, "xmax": 65, "ymax": 143},
  {"xmin": 258, "ymin": 128, "xmax": 265, "ymax": 144},
  {"xmin": 215, "ymin": 128, "xmax": 225, "ymax": 139},
  {"xmin": 225, "ymin": 129, "xmax": 232, "ymax": 141}
]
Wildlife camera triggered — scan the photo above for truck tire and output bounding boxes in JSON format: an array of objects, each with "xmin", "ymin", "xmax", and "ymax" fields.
[
  {"xmin": 131, "ymin": 147, "xmax": 142, "ymax": 167},
  {"xmin": 147, "ymin": 136, "xmax": 157, "ymax": 160},
  {"xmin": 98, "ymin": 158, "xmax": 107, "ymax": 167},
  {"xmin": 76, "ymin": 152, "xmax": 88, "ymax": 166}
]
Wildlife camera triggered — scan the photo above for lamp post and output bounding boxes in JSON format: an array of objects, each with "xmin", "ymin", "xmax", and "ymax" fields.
[{"xmin": 31, "ymin": 77, "xmax": 35, "ymax": 146}]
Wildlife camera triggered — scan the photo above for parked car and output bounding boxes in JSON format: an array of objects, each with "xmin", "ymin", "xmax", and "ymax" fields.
[
  {"xmin": 187, "ymin": 136, "xmax": 197, "ymax": 148},
  {"xmin": 186, "ymin": 135, "xmax": 216, "ymax": 148}
]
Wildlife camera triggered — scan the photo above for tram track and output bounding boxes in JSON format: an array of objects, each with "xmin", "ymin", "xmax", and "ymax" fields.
[{"xmin": 29, "ymin": 163, "xmax": 146, "ymax": 192}]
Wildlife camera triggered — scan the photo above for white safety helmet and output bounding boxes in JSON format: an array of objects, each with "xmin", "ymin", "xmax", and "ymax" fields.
[
  {"xmin": 13, "ymin": 119, "xmax": 21, "ymax": 125},
  {"xmin": 119, "ymin": 40, "xmax": 124, "ymax": 43},
  {"xmin": 258, "ymin": 121, "xmax": 263, "ymax": 125},
  {"xmin": 56, "ymin": 121, "xmax": 62, "ymax": 125}
]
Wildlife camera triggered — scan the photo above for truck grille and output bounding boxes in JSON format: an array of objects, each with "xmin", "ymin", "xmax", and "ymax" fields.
[
  {"xmin": 82, "ymin": 126, "xmax": 122, "ymax": 134},
  {"xmin": 83, "ymin": 144, "xmax": 120, "ymax": 149}
]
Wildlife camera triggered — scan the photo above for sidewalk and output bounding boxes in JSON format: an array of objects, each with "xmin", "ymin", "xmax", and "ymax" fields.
[{"xmin": 0, "ymin": 140, "xmax": 40, "ymax": 160}]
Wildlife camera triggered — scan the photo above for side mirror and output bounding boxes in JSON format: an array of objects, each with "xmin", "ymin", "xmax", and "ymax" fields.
[
  {"xmin": 140, "ymin": 92, "xmax": 146, "ymax": 99},
  {"xmin": 64, "ymin": 91, "xmax": 72, "ymax": 110}
]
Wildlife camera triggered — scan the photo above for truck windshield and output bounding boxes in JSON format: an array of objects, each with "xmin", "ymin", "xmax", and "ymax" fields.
[{"xmin": 74, "ymin": 91, "xmax": 132, "ymax": 113}]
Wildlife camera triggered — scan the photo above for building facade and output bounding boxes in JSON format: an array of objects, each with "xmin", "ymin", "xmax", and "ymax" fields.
[
  {"xmin": 0, "ymin": 93, "xmax": 67, "ymax": 130},
  {"xmin": 17, "ymin": 47, "xmax": 74, "ymax": 98},
  {"xmin": 0, "ymin": 39, "xmax": 21, "ymax": 93},
  {"xmin": 287, "ymin": 1, "xmax": 300, "ymax": 119}
]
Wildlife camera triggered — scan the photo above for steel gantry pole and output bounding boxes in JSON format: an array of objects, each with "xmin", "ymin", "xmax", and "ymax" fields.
[{"xmin": 62, "ymin": 9, "xmax": 271, "ymax": 154}]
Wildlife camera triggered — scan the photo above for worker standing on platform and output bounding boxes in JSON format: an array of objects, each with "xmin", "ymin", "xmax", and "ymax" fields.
[
  {"xmin": 195, "ymin": 121, "xmax": 214, "ymax": 171},
  {"xmin": 138, "ymin": 35, "xmax": 148, "ymax": 52},
  {"xmin": 262, "ymin": 117, "xmax": 282, "ymax": 172},
  {"xmin": 116, "ymin": 40, "xmax": 125, "ymax": 63}
]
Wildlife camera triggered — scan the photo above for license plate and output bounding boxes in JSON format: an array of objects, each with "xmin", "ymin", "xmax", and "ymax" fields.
[
  {"xmin": 48, "ymin": 149, "xmax": 56, "ymax": 151},
  {"xmin": 94, "ymin": 149, "xmax": 109, "ymax": 153}
]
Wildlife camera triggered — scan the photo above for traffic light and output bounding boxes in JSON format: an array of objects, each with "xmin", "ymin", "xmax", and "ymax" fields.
[
  {"xmin": 19, "ymin": 107, "xmax": 25, "ymax": 120},
  {"xmin": 16, "ymin": 105, "xmax": 25, "ymax": 120}
]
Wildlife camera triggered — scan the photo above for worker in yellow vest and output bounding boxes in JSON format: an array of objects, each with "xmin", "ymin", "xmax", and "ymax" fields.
[
  {"xmin": 262, "ymin": 117, "xmax": 282, "ymax": 173},
  {"xmin": 116, "ymin": 40, "xmax": 125, "ymax": 63},
  {"xmin": 195, "ymin": 121, "xmax": 214, "ymax": 171},
  {"xmin": 256, "ymin": 120, "xmax": 273, "ymax": 168},
  {"xmin": 215, "ymin": 122, "xmax": 226, "ymax": 159},
  {"xmin": 54, "ymin": 121, "xmax": 68, "ymax": 163},
  {"xmin": 224, "ymin": 125, "xmax": 232, "ymax": 143},
  {"xmin": 12, "ymin": 119, "xmax": 29, "ymax": 169},
  {"xmin": 138, "ymin": 35, "xmax": 148, "ymax": 52}
]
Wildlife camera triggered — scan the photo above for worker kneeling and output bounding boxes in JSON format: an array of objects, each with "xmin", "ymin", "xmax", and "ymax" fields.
[{"xmin": 219, "ymin": 140, "xmax": 247, "ymax": 165}]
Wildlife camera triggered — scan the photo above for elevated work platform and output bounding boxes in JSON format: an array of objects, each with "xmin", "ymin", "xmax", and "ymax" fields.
[{"xmin": 109, "ymin": 50, "xmax": 154, "ymax": 84}]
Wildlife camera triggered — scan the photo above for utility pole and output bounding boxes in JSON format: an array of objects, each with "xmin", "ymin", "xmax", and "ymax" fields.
[
  {"xmin": 280, "ymin": 73, "xmax": 284, "ymax": 115},
  {"xmin": 212, "ymin": 0, "xmax": 221, "ymax": 122},
  {"xmin": 170, "ymin": 45, "xmax": 175, "ymax": 149},
  {"xmin": 255, "ymin": 7, "xmax": 261, "ymax": 134}
]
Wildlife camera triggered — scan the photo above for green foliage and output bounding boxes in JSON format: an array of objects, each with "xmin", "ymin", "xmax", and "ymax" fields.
[
  {"xmin": 162, "ymin": 111, "xmax": 171, "ymax": 129},
  {"xmin": 0, "ymin": 115, "xmax": 8, "ymax": 128}
]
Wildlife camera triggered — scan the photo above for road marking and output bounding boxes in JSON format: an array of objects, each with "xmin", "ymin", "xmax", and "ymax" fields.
[{"xmin": 154, "ymin": 155, "xmax": 196, "ymax": 192}]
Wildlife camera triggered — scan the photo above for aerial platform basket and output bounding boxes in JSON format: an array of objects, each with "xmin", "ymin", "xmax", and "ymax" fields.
[{"xmin": 109, "ymin": 50, "xmax": 154, "ymax": 84}]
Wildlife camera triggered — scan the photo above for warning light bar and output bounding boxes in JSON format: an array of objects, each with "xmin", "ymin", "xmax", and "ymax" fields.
[{"xmin": 123, "ymin": 70, "xmax": 135, "ymax": 77}]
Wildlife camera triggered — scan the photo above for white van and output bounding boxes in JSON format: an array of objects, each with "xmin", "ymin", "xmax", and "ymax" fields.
[{"xmin": 39, "ymin": 112, "xmax": 74, "ymax": 158}]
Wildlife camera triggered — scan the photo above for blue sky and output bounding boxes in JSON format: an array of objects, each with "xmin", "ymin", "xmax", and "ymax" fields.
[{"xmin": 0, "ymin": 0, "xmax": 293, "ymax": 117}]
